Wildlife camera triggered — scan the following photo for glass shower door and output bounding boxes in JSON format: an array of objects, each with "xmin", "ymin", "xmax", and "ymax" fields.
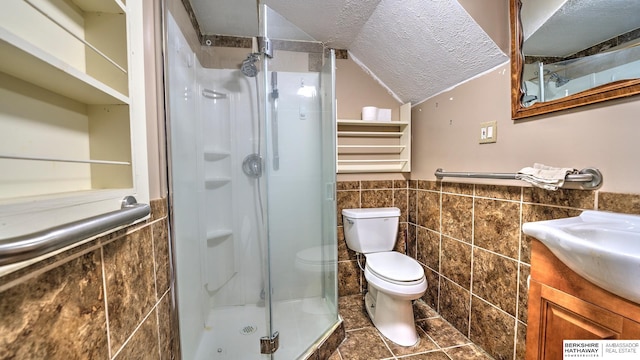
[
  {"xmin": 166, "ymin": 2, "xmax": 337, "ymax": 358},
  {"xmin": 259, "ymin": 5, "xmax": 338, "ymax": 359}
]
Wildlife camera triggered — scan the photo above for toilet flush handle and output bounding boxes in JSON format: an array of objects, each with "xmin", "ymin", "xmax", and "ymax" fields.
[{"xmin": 345, "ymin": 218, "xmax": 354, "ymax": 225}]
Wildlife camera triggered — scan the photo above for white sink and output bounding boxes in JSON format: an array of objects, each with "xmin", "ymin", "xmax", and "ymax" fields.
[{"xmin": 522, "ymin": 210, "xmax": 640, "ymax": 304}]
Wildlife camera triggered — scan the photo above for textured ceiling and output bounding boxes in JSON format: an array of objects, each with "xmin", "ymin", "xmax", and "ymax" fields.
[
  {"xmin": 264, "ymin": 0, "xmax": 382, "ymax": 49},
  {"xmin": 346, "ymin": 0, "xmax": 506, "ymax": 104},
  {"xmin": 188, "ymin": 0, "xmax": 508, "ymax": 104},
  {"xmin": 523, "ymin": 0, "xmax": 640, "ymax": 57}
]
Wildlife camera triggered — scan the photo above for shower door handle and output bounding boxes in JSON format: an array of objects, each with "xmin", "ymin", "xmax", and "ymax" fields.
[
  {"xmin": 271, "ymin": 72, "xmax": 279, "ymax": 170},
  {"xmin": 272, "ymin": 113, "xmax": 279, "ymax": 170},
  {"xmin": 325, "ymin": 182, "xmax": 335, "ymax": 201}
]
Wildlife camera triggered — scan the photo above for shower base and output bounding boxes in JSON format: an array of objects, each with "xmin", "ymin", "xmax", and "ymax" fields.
[{"xmin": 195, "ymin": 296, "xmax": 336, "ymax": 359}]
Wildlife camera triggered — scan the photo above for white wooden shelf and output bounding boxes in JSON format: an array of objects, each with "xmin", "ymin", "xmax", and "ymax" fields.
[
  {"xmin": 337, "ymin": 131, "xmax": 403, "ymax": 137},
  {"xmin": 337, "ymin": 120, "xmax": 410, "ymax": 127},
  {"xmin": 0, "ymin": 27, "xmax": 129, "ymax": 105},
  {"xmin": 336, "ymin": 103, "xmax": 411, "ymax": 173},
  {"xmin": 337, "ymin": 160, "xmax": 409, "ymax": 173},
  {"xmin": 71, "ymin": 0, "xmax": 126, "ymax": 13},
  {"xmin": 338, "ymin": 145, "xmax": 405, "ymax": 154}
]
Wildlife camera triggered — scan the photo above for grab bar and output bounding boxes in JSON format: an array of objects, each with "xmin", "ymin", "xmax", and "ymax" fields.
[
  {"xmin": 0, "ymin": 196, "xmax": 150, "ymax": 266},
  {"xmin": 434, "ymin": 167, "xmax": 602, "ymax": 189}
]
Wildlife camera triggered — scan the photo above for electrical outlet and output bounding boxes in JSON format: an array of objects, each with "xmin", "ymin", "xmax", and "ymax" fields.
[{"xmin": 479, "ymin": 121, "xmax": 497, "ymax": 144}]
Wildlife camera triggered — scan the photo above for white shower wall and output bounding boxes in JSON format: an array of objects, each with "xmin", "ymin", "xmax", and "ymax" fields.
[{"xmin": 198, "ymin": 67, "xmax": 265, "ymax": 309}]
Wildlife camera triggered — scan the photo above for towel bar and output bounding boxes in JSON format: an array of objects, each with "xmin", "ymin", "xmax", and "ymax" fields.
[
  {"xmin": 434, "ymin": 167, "xmax": 602, "ymax": 189},
  {"xmin": 0, "ymin": 196, "xmax": 150, "ymax": 266}
]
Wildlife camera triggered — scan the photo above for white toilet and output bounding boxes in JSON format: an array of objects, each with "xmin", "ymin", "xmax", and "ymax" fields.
[{"xmin": 342, "ymin": 207, "xmax": 427, "ymax": 346}]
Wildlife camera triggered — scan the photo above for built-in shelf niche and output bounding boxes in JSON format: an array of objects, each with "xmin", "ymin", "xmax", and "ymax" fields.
[
  {"xmin": 0, "ymin": 0, "xmax": 147, "ymax": 242},
  {"xmin": 336, "ymin": 103, "xmax": 411, "ymax": 173},
  {"xmin": 0, "ymin": 0, "xmax": 133, "ymax": 202}
]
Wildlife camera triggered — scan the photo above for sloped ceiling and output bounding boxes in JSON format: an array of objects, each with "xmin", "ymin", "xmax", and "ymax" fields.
[
  {"xmin": 346, "ymin": 0, "xmax": 507, "ymax": 104},
  {"xmin": 188, "ymin": 0, "xmax": 509, "ymax": 104}
]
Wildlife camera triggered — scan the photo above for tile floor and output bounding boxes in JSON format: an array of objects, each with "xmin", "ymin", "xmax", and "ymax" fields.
[{"xmin": 331, "ymin": 295, "xmax": 494, "ymax": 360}]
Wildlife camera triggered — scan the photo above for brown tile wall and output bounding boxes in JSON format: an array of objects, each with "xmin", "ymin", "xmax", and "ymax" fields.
[
  {"xmin": 337, "ymin": 180, "xmax": 640, "ymax": 360},
  {"xmin": 0, "ymin": 198, "xmax": 178, "ymax": 360}
]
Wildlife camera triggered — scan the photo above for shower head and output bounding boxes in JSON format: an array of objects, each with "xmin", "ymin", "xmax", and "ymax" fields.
[
  {"xmin": 549, "ymin": 72, "xmax": 570, "ymax": 88},
  {"xmin": 241, "ymin": 53, "xmax": 260, "ymax": 77}
]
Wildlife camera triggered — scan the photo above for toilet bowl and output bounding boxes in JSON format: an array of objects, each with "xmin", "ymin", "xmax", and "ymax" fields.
[
  {"xmin": 342, "ymin": 207, "xmax": 427, "ymax": 346},
  {"xmin": 295, "ymin": 245, "xmax": 336, "ymax": 314}
]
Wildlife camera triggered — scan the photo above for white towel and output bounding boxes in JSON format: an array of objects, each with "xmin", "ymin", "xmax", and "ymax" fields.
[{"xmin": 515, "ymin": 163, "xmax": 578, "ymax": 191}]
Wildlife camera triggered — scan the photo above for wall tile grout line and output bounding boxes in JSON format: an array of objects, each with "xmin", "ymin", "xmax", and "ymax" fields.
[
  {"xmin": 150, "ymin": 223, "xmax": 162, "ymax": 360},
  {"xmin": 101, "ymin": 246, "xmax": 113, "ymax": 359},
  {"xmin": 155, "ymin": 304, "xmax": 162, "ymax": 360},
  {"xmin": 467, "ymin": 184, "xmax": 476, "ymax": 339},
  {"xmin": 513, "ymin": 186, "xmax": 525, "ymax": 360}
]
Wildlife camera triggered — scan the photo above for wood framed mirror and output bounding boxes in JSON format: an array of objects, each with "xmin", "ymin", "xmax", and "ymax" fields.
[{"xmin": 510, "ymin": 0, "xmax": 640, "ymax": 120}]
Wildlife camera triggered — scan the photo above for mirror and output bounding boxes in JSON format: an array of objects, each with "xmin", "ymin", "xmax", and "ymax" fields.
[{"xmin": 510, "ymin": 0, "xmax": 640, "ymax": 119}]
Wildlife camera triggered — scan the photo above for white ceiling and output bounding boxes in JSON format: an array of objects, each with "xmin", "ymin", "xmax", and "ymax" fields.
[{"xmin": 188, "ymin": 0, "xmax": 508, "ymax": 104}]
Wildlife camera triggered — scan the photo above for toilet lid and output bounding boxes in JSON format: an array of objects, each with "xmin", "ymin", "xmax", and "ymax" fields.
[{"xmin": 366, "ymin": 252, "xmax": 424, "ymax": 282}]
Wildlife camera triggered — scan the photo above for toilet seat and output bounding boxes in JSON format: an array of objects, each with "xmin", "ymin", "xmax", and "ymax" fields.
[
  {"xmin": 295, "ymin": 245, "xmax": 336, "ymax": 272},
  {"xmin": 365, "ymin": 252, "xmax": 425, "ymax": 285}
]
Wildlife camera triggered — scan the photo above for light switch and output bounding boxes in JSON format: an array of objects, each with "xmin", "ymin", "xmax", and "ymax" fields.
[{"xmin": 479, "ymin": 121, "xmax": 497, "ymax": 144}]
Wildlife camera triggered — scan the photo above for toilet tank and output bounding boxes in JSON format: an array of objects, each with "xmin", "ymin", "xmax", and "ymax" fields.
[{"xmin": 342, "ymin": 207, "xmax": 400, "ymax": 253}]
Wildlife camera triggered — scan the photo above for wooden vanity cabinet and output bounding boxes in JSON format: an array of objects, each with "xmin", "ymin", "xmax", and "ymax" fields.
[{"xmin": 526, "ymin": 239, "xmax": 640, "ymax": 360}]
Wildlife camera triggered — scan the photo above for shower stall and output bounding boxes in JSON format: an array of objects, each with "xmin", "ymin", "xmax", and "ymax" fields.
[{"xmin": 164, "ymin": 3, "xmax": 338, "ymax": 359}]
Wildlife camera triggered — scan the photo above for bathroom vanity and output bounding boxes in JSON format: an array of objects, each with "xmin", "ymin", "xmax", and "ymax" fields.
[{"xmin": 525, "ymin": 239, "xmax": 640, "ymax": 359}]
